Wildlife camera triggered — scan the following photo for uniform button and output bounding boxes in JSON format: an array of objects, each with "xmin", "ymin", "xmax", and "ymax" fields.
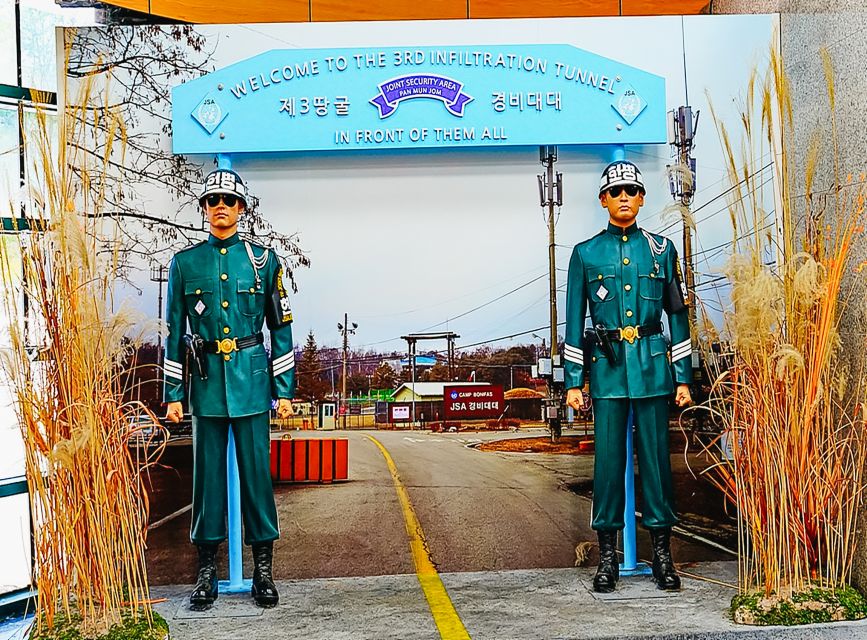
[
  {"xmin": 220, "ymin": 248, "xmax": 227, "ymax": 255},
  {"xmin": 597, "ymin": 274, "xmax": 603, "ymax": 280},
  {"xmin": 650, "ymin": 272, "xmax": 656, "ymax": 278},
  {"xmin": 195, "ymin": 288, "xmax": 201, "ymax": 295},
  {"xmin": 249, "ymin": 287, "xmax": 255, "ymax": 293},
  {"xmin": 221, "ymin": 273, "xmax": 228, "ymax": 281},
  {"xmin": 623, "ymin": 258, "xmax": 630, "ymax": 265},
  {"xmin": 622, "ymin": 235, "xmax": 628, "ymax": 242},
  {"xmin": 626, "ymin": 310, "xmax": 634, "ymax": 318},
  {"xmin": 223, "ymin": 327, "xmax": 230, "ymax": 334},
  {"xmin": 222, "ymin": 301, "xmax": 229, "ymax": 308},
  {"xmin": 592, "ymin": 357, "xmax": 597, "ymax": 362},
  {"xmin": 224, "ymin": 355, "xmax": 231, "ymax": 362},
  {"xmin": 625, "ymin": 284, "xmax": 632, "ymax": 291}
]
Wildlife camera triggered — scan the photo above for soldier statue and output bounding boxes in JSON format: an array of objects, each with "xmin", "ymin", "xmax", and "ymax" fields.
[
  {"xmin": 564, "ymin": 160, "xmax": 692, "ymax": 593},
  {"xmin": 163, "ymin": 168, "xmax": 295, "ymax": 609}
]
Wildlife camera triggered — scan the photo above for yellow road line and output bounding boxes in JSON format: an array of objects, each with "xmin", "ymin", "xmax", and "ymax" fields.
[{"xmin": 366, "ymin": 435, "xmax": 471, "ymax": 640}]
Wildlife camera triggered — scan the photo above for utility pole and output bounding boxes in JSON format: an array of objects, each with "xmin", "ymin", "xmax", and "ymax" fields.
[
  {"xmin": 337, "ymin": 313, "xmax": 357, "ymax": 429},
  {"xmin": 537, "ymin": 146, "xmax": 564, "ymax": 442},
  {"xmin": 667, "ymin": 106, "xmax": 700, "ymax": 339}
]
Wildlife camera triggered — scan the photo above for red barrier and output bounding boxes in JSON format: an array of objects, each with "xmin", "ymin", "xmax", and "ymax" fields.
[{"xmin": 270, "ymin": 436, "xmax": 349, "ymax": 483}]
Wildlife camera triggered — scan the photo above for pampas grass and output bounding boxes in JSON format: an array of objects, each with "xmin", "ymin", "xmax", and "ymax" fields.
[
  {"xmin": 696, "ymin": 44, "xmax": 867, "ymax": 599},
  {"xmin": 0, "ymin": 54, "xmax": 165, "ymax": 637}
]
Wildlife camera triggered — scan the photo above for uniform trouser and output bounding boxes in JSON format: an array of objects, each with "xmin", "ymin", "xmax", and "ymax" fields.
[
  {"xmin": 191, "ymin": 412, "xmax": 279, "ymax": 545},
  {"xmin": 591, "ymin": 396, "xmax": 678, "ymax": 531}
]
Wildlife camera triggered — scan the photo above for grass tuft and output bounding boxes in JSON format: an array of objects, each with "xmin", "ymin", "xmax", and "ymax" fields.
[
  {"xmin": 695, "ymin": 40, "xmax": 867, "ymax": 601},
  {"xmin": 0, "ymin": 41, "xmax": 165, "ymax": 637}
]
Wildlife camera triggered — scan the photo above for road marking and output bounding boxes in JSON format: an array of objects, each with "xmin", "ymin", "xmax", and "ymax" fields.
[{"xmin": 366, "ymin": 435, "xmax": 471, "ymax": 640}]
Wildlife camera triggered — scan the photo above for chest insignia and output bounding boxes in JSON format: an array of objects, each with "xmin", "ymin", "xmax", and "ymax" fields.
[
  {"xmin": 596, "ymin": 284, "xmax": 609, "ymax": 300},
  {"xmin": 195, "ymin": 300, "xmax": 207, "ymax": 315}
]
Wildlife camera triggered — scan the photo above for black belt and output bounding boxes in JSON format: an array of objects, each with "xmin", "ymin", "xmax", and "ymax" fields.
[
  {"xmin": 585, "ymin": 323, "xmax": 663, "ymax": 343},
  {"xmin": 203, "ymin": 331, "xmax": 264, "ymax": 355}
]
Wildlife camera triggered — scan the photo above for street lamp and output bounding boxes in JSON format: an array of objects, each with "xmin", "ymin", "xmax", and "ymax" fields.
[
  {"xmin": 150, "ymin": 264, "xmax": 169, "ymax": 368},
  {"xmin": 531, "ymin": 332, "xmax": 548, "ymax": 361}
]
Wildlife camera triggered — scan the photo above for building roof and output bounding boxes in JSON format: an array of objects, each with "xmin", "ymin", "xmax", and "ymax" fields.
[
  {"xmin": 398, "ymin": 355, "xmax": 438, "ymax": 367},
  {"xmin": 391, "ymin": 381, "xmax": 488, "ymax": 399},
  {"xmin": 504, "ymin": 387, "xmax": 546, "ymax": 399}
]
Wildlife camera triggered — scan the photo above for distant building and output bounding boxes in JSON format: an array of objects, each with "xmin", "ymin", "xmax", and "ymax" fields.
[{"xmin": 391, "ymin": 381, "xmax": 488, "ymax": 403}]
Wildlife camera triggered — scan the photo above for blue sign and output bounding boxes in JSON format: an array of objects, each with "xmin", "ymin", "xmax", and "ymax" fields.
[{"xmin": 172, "ymin": 45, "xmax": 666, "ymax": 154}]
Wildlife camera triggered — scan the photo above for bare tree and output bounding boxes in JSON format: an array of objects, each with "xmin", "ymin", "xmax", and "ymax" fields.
[{"xmin": 64, "ymin": 25, "xmax": 309, "ymax": 288}]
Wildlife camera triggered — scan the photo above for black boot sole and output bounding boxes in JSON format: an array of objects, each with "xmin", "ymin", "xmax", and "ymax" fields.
[
  {"xmin": 653, "ymin": 579, "xmax": 681, "ymax": 591},
  {"xmin": 252, "ymin": 586, "xmax": 279, "ymax": 608},
  {"xmin": 189, "ymin": 594, "xmax": 217, "ymax": 611},
  {"xmin": 190, "ymin": 580, "xmax": 218, "ymax": 610},
  {"xmin": 253, "ymin": 599, "xmax": 278, "ymax": 609},
  {"xmin": 593, "ymin": 583, "xmax": 616, "ymax": 593}
]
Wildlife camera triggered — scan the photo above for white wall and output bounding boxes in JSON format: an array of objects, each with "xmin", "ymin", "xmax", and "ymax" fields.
[{"xmin": 0, "ymin": 234, "xmax": 32, "ymax": 594}]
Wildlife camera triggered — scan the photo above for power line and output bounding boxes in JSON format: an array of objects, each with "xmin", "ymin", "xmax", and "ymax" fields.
[
  {"xmin": 354, "ymin": 262, "xmax": 548, "ymax": 321},
  {"xmin": 456, "ymin": 321, "xmax": 566, "ymax": 351},
  {"xmin": 651, "ymin": 161, "xmax": 775, "ymax": 235},
  {"xmin": 355, "ymin": 270, "xmax": 549, "ymax": 349},
  {"xmin": 691, "ymin": 217, "xmax": 776, "ymax": 260},
  {"xmin": 415, "ymin": 272, "xmax": 546, "ymax": 332}
]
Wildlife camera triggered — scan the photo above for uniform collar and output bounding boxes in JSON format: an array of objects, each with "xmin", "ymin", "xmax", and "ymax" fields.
[
  {"xmin": 207, "ymin": 233, "xmax": 241, "ymax": 248},
  {"xmin": 606, "ymin": 222, "xmax": 639, "ymax": 236}
]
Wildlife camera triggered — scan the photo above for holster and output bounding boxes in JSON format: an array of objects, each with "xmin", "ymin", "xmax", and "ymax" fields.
[
  {"xmin": 593, "ymin": 323, "xmax": 618, "ymax": 365},
  {"xmin": 183, "ymin": 333, "xmax": 208, "ymax": 381}
]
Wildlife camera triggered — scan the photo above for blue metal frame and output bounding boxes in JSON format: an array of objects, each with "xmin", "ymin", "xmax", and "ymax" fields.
[
  {"xmin": 606, "ymin": 146, "xmax": 651, "ymax": 577},
  {"xmin": 209, "ymin": 153, "xmax": 253, "ymax": 594}
]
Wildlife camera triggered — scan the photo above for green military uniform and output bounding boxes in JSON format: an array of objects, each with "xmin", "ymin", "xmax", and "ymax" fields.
[
  {"xmin": 163, "ymin": 233, "xmax": 295, "ymax": 545},
  {"xmin": 564, "ymin": 221, "xmax": 691, "ymax": 531}
]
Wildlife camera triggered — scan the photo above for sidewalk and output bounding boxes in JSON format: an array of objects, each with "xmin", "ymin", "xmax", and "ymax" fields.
[{"xmin": 148, "ymin": 562, "xmax": 867, "ymax": 640}]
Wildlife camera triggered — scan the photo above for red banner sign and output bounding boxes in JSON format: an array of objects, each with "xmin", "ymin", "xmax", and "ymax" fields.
[{"xmin": 443, "ymin": 385, "xmax": 504, "ymax": 420}]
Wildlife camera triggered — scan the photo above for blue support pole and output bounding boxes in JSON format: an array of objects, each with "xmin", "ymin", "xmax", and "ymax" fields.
[
  {"xmin": 609, "ymin": 144, "xmax": 651, "ymax": 576},
  {"xmin": 619, "ymin": 409, "xmax": 648, "ymax": 575},
  {"xmin": 214, "ymin": 153, "xmax": 251, "ymax": 593},
  {"xmin": 622, "ymin": 408, "xmax": 638, "ymax": 570},
  {"xmin": 220, "ymin": 428, "xmax": 251, "ymax": 593}
]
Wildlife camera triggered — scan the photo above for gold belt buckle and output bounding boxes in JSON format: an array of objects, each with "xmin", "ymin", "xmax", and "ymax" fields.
[
  {"xmin": 620, "ymin": 325, "xmax": 638, "ymax": 344},
  {"xmin": 217, "ymin": 337, "xmax": 238, "ymax": 355}
]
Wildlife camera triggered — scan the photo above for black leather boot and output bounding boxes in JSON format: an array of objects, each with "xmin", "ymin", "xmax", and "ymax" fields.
[
  {"xmin": 592, "ymin": 530, "xmax": 620, "ymax": 593},
  {"xmin": 649, "ymin": 527, "xmax": 681, "ymax": 591},
  {"xmin": 251, "ymin": 541, "xmax": 279, "ymax": 608},
  {"xmin": 189, "ymin": 543, "xmax": 219, "ymax": 609}
]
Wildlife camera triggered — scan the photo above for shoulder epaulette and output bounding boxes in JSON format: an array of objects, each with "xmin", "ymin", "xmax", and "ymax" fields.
[
  {"xmin": 175, "ymin": 240, "xmax": 207, "ymax": 257},
  {"xmin": 576, "ymin": 229, "xmax": 607, "ymax": 249}
]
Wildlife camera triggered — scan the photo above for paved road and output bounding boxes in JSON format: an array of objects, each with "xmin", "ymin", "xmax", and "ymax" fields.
[{"xmin": 145, "ymin": 428, "xmax": 730, "ymax": 585}]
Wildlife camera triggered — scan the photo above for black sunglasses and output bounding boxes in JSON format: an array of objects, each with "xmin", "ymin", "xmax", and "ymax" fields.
[
  {"xmin": 205, "ymin": 193, "xmax": 239, "ymax": 208},
  {"xmin": 606, "ymin": 185, "xmax": 642, "ymax": 198}
]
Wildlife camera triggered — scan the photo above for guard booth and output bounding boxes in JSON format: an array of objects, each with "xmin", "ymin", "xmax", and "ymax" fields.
[{"xmin": 318, "ymin": 402, "xmax": 337, "ymax": 430}]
